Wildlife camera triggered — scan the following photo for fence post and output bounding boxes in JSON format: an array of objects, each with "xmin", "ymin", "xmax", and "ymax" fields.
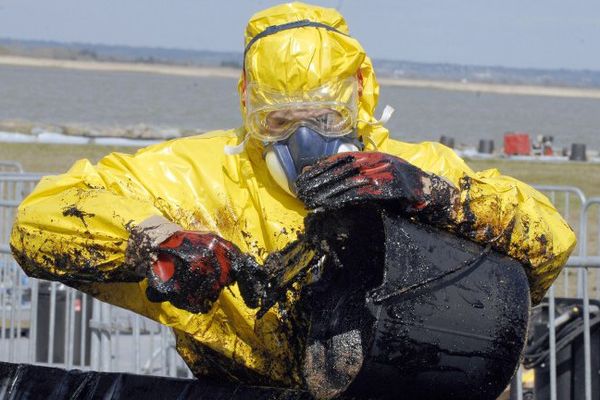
[
  {"xmin": 90, "ymin": 298, "xmax": 101, "ymax": 370},
  {"xmin": 581, "ymin": 199, "xmax": 594, "ymax": 400}
]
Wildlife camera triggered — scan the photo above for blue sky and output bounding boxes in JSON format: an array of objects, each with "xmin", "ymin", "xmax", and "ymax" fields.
[{"xmin": 0, "ymin": 0, "xmax": 599, "ymax": 70}]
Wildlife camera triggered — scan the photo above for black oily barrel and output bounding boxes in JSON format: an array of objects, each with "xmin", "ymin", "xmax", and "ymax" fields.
[
  {"xmin": 306, "ymin": 208, "xmax": 531, "ymax": 400},
  {"xmin": 352, "ymin": 213, "xmax": 529, "ymax": 400},
  {"xmin": 439, "ymin": 135, "xmax": 455, "ymax": 149},
  {"xmin": 478, "ymin": 139, "xmax": 495, "ymax": 154},
  {"xmin": 569, "ymin": 143, "xmax": 587, "ymax": 161}
]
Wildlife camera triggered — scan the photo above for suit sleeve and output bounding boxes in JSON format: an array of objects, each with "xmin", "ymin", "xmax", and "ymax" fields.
[
  {"xmin": 10, "ymin": 156, "xmax": 163, "ymax": 283},
  {"xmin": 384, "ymin": 140, "xmax": 577, "ymax": 304},
  {"xmin": 8, "ymin": 148, "xmax": 209, "ymax": 325}
]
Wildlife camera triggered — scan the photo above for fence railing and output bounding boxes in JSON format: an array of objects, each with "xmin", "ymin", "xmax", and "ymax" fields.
[
  {"xmin": 0, "ymin": 171, "xmax": 598, "ymax": 398},
  {"xmin": 0, "ymin": 162, "xmax": 23, "ymax": 173},
  {"xmin": 509, "ymin": 186, "xmax": 599, "ymax": 400}
]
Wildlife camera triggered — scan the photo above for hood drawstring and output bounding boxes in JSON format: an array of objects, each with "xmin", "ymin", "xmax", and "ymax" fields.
[
  {"xmin": 358, "ymin": 105, "xmax": 394, "ymax": 151},
  {"xmin": 358, "ymin": 104, "xmax": 395, "ymax": 126}
]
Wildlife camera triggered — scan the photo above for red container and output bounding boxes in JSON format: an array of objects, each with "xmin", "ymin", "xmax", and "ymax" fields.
[{"xmin": 504, "ymin": 133, "xmax": 531, "ymax": 155}]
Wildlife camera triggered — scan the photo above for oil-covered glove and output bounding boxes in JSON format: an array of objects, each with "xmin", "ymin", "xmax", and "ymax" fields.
[
  {"xmin": 296, "ymin": 152, "xmax": 459, "ymax": 225},
  {"xmin": 126, "ymin": 216, "xmax": 264, "ymax": 314},
  {"xmin": 146, "ymin": 231, "xmax": 245, "ymax": 313},
  {"xmin": 126, "ymin": 216, "xmax": 343, "ymax": 316}
]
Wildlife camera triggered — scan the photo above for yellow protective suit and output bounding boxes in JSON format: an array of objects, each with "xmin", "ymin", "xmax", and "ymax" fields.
[{"xmin": 10, "ymin": 2, "xmax": 575, "ymax": 387}]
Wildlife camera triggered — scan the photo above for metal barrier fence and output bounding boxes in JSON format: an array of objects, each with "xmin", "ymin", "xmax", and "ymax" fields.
[
  {"xmin": 509, "ymin": 186, "xmax": 599, "ymax": 400},
  {"xmin": 0, "ymin": 162, "xmax": 23, "ymax": 173},
  {"xmin": 0, "ymin": 172, "xmax": 598, "ymax": 398},
  {"xmin": 0, "ymin": 172, "xmax": 191, "ymax": 378}
]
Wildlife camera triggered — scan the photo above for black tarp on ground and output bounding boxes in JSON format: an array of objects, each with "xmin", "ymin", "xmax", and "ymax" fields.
[{"xmin": 0, "ymin": 362, "xmax": 313, "ymax": 400}]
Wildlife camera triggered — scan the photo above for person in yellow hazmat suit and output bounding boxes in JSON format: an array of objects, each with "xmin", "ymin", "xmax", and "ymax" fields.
[{"xmin": 10, "ymin": 1, "xmax": 575, "ymax": 398}]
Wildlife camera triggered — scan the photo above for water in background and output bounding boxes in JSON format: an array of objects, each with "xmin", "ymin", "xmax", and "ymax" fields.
[{"xmin": 1, "ymin": 65, "xmax": 600, "ymax": 149}]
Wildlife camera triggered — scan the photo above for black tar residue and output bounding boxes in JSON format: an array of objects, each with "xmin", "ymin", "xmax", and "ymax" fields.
[{"xmin": 62, "ymin": 205, "xmax": 95, "ymax": 228}]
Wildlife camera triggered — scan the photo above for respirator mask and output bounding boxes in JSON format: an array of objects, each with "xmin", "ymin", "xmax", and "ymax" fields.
[{"xmin": 245, "ymin": 77, "xmax": 363, "ymax": 195}]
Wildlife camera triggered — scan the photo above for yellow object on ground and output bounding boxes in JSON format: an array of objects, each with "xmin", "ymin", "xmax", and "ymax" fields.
[{"xmin": 10, "ymin": 1, "xmax": 575, "ymax": 387}]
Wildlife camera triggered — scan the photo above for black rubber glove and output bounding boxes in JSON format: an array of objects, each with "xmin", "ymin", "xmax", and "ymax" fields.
[
  {"xmin": 296, "ymin": 151, "xmax": 458, "ymax": 225},
  {"xmin": 146, "ymin": 231, "xmax": 255, "ymax": 313}
]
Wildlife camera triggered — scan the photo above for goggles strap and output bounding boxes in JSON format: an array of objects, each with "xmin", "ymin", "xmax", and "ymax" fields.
[{"xmin": 224, "ymin": 133, "xmax": 250, "ymax": 155}]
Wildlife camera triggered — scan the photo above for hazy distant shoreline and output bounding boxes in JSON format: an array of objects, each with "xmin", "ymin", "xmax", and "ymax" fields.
[{"xmin": 3, "ymin": 55, "xmax": 600, "ymax": 100}]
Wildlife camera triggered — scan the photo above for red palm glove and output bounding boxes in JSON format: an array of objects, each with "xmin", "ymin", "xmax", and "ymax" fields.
[
  {"xmin": 296, "ymin": 152, "xmax": 458, "ymax": 225},
  {"xmin": 146, "ymin": 231, "xmax": 244, "ymax": 313}
]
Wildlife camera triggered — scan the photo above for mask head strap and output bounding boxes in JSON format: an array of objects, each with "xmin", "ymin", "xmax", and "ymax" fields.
[{"xmin": 244, "ymin": 20, "xmax": 349, "ymax": 61}]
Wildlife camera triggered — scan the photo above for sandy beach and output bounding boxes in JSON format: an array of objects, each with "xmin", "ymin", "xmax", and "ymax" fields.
[
  {"xmin": 2, "ymin": 55, "xmax": 600, "ymax": 100},
  {"xmin": 0, "ymin": 55, "xmax": 241, "ymax": 79}
]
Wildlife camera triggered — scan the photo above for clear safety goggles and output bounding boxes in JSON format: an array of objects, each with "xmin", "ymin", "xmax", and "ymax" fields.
[{"xmin": 245, "ymin": 77, "xmax": 359, "ymax": 142}]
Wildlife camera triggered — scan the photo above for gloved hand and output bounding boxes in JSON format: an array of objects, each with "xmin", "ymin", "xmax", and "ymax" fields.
[
  {"xmin": 146, "ymin": 231, "xmax": 247, "ymax": 313},
  {"xmin": 296, "ymin": 152, "xmax": 459, "ymax": 225},
  {"xmin": 125, "ymin": 216, "xmax": 304, "ymax": 314}
]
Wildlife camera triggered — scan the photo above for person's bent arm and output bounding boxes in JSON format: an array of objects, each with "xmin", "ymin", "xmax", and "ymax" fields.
[
  {"xmin": 11, "ymin": 146, "xmax": 269, "ymax": 316},
  {"xmin": 10, "ymin": 157, "xmax": 164, "ymax": 284},
  {"xmin": 391, "ymin": 141, "xmax": 577, "ymax": 305},
  {"xmin": 9, "ymin": 147, "xmax": 244, "ymax": 316},
  {"xmin": 447, "ymin": 168, "xmax": 576, "ymax": 304}
]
